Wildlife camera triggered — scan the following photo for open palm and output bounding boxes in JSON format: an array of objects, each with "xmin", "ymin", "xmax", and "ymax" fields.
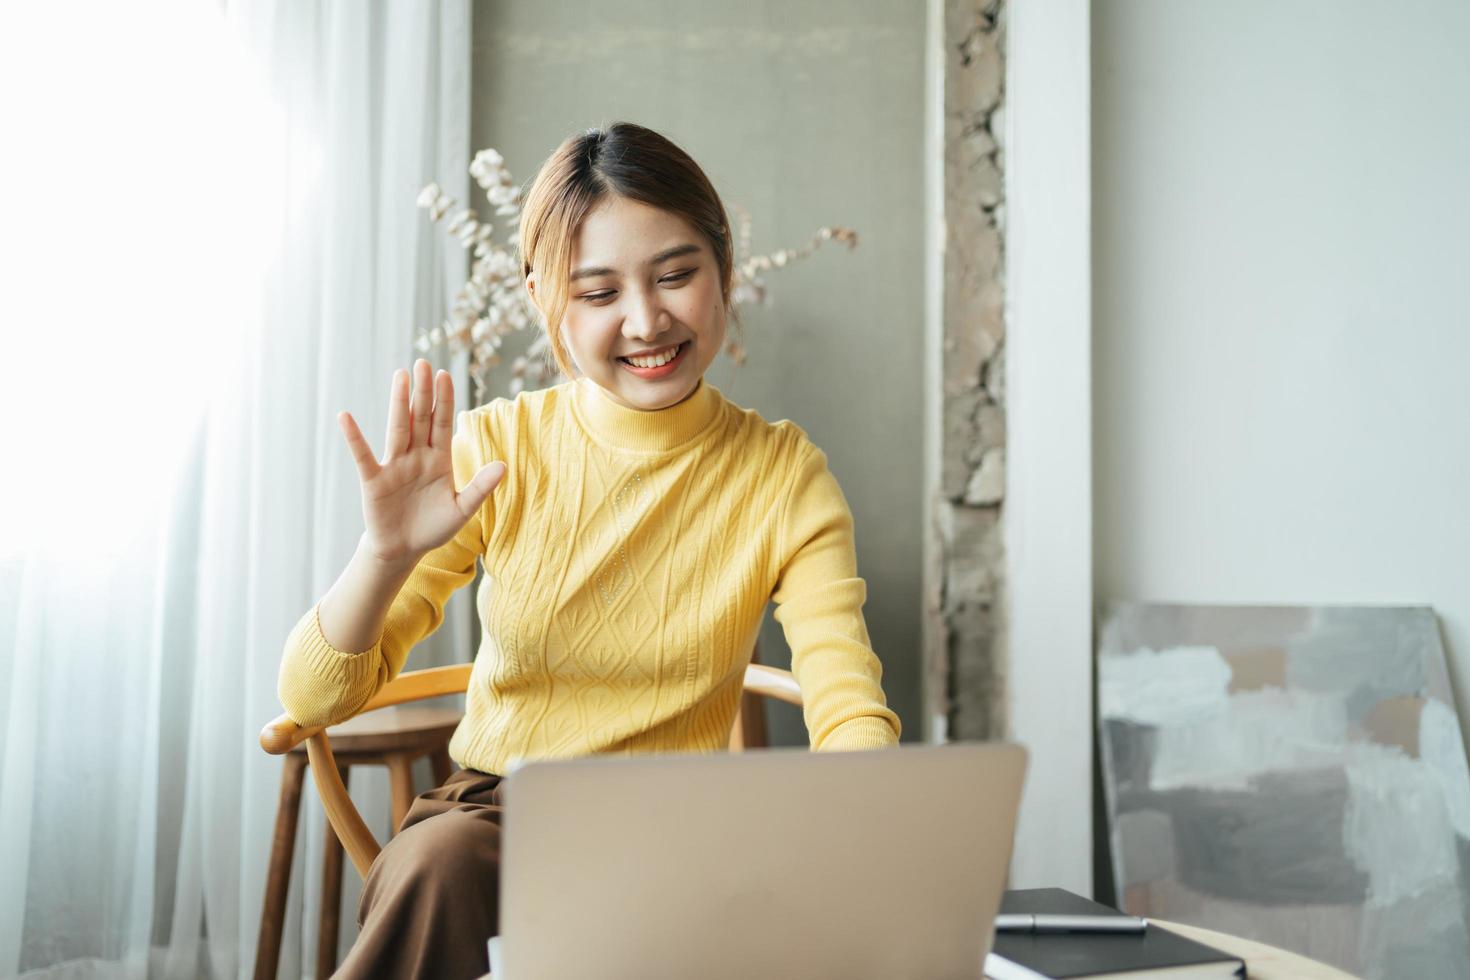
[{"xmin": 337, "ymin": 359, "xmax": 505, "ymax": 567}]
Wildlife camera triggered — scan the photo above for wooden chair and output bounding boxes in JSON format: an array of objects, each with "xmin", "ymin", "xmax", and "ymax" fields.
[
  {"xmin": 253, "ymin": 705, "xmax": 460, "ymax": 980},
  {"xmin": 256, "ymin": 653, "xmax": 803, "ymax": 965}
]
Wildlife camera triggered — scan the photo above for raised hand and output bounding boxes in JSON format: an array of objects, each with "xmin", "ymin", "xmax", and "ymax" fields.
[{"xmin": 337, "ymin": 359, "xmax": 506, "ymax": 568}]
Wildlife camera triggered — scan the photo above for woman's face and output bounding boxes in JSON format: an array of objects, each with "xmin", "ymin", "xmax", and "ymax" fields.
[{"xmin": 539, "ymin": 194, "xmax": 727, "ymax": 411}]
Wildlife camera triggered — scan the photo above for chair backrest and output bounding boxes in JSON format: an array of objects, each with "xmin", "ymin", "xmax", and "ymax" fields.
[{"xmin": 259, "ymin": 653, "xmax": 803, "ymax": 879}]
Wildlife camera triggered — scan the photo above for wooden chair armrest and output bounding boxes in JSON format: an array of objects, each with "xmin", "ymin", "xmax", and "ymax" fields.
[
  {"xmin": 259, "ymin": 713, "xmax": 315, "ymax": 755},
  {"xmin": 304, "ymin": 732, "xmax": 381, "ymax": 878},
  {"xmin": 257, "ymin": 664, "xmax": 475, "ymax": 877},
  {"xmin": 745, "ymin": 662, "xmax": 802, "ymax": 706},
  {"xmin": 359, "ymin": 662, "xmax": 474, "ymax": 712},
  {"xmin": 258, "ymin": 659, "xmax": 800, "ymax": 881},
  {"xmin": 259, "ymin": 663, "xmax": 474, "ymax": 755}
]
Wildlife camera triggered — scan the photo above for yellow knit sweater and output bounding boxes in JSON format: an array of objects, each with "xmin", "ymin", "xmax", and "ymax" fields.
[{"xmin": 278, "ymin": 376, "xmax": 900, "ymax": 774}]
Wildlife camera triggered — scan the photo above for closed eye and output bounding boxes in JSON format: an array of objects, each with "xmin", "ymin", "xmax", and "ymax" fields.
[{"xmin": 577, "ymin": 269, "xmax": 696, "ymax": 304}]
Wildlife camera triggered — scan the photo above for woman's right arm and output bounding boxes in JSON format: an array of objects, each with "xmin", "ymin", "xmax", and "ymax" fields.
[
  {"xmin": 314, "ymin": 532, "xmax": 420, "ymax": 658},
  {"xmin": 277, "ymin": 359, "xmax": 506, "ymax": 727}
]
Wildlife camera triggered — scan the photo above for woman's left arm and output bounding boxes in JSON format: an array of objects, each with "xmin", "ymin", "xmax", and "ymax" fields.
[{"xmin": 771, "ymin": 439, "xmax": 902, "ymax": 751}]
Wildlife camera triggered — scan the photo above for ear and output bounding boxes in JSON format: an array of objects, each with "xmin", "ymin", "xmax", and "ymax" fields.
[{"xmin": 524, "ymin": 272, "xmax": 538, "ymax": 307}]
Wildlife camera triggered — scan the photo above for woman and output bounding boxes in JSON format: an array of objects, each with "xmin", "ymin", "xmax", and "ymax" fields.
[{"xmin": 277, "ymin": 121, "xmax": 901, "ymax": 979}]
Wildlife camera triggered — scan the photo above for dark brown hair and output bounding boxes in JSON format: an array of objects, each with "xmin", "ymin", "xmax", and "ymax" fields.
[{"xmin": 518, "ymin": 122, "xmax": 735, "ymax": 378}]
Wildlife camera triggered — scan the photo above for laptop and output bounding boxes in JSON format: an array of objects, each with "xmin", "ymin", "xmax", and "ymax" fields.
[{"xmin": 489, "ymin": 742, "xmax": 1028, "ymax": 979}]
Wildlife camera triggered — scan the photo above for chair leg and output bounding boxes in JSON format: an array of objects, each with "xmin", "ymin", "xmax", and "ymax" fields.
[
  {"xmin": 253, "ymin": 752, "xmax": 308, "ymax": 980},
  {"xmin": 317, "ymin": 764, "xmax": 349, "ymax": 980},
  {"xmin": 739, "ymin": 689, "xmax": 769, "ymax": 750},
  {"xmin": 386, "ymin": 753, "xmax": 416, "ymax": 839},
  {"xmin": 430, "ymin": 746, "xmax": 453, "ymax": 787},
  {"xmin": 732, "ymin": 641, "xmax": 768, "ymax": 752},
  {"xmin": 730, "ymin": 701, "xmax": 746, "ymax": 751}
]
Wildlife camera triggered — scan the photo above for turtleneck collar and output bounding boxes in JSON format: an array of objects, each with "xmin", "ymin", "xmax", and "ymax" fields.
[{"xmin": 571, "ymin": 375, "xmax": 723, "ymax": 455}]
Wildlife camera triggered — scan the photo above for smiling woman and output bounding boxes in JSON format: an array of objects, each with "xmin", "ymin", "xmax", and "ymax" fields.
[
  {"xmin": 535, "ymin": 195, "xmax": 727, "ymax": 410},
  {"xmin": 277, "ymin": 121, "xmax": 902, "ymax": 979},
  {"xmin": 516, "ymin": 122, "xmax": 738, "ymax": 410}
]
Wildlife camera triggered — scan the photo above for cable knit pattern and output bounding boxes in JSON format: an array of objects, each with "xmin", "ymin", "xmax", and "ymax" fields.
[{"xmin": 278, "ymin": 376, "xmax": 901, "ymax": 774}]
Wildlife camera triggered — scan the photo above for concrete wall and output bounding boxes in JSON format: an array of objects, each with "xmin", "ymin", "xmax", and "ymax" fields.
[
  {"xmin": 469, "ymin": 0, "xmax": 928, "ymax": 743},
  {"xmin": 928, "ymin": 0, "xmax": 1010, "ymax": 748},
  {"xmin": 1094, "ymin": 1, "xmax": 1470, "ymax": 728}
]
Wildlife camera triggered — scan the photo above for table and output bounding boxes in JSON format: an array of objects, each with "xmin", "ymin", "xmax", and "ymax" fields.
[
  {"xmin": 480, "ymin": 922, "xmax": 1360, "ymax": 979},
  {"xmin": 1153, "ymin": 919, "xmax": 1361, "ymax": 980}
]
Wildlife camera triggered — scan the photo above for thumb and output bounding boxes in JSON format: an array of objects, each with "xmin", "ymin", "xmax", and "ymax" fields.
[{"xmin": 456, "ymin": 460, "xmax": 507, "ymax": 518}]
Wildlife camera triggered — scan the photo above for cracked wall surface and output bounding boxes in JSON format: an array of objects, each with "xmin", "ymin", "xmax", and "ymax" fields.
[{"xmin": 928, "ymin": 0, "xmax": 1007, "ymax": 741}]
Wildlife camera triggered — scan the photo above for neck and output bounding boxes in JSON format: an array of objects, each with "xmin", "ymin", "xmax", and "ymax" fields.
[{"xmin": 571, "ymin": 376, "xmax": 723, "ymax": 454}]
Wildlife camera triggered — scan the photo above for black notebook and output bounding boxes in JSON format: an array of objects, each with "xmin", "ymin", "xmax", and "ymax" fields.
[{"xmin": 985, "ymin": 889, "xmax": 1246, "ymax": 980}]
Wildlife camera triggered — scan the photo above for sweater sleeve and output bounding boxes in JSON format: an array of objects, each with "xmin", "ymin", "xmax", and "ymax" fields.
[
  {"xmin": 771, "ymin": 439, "xmax": 902, "ymax": 751},
  {"xmin": 276, "ymin": 409, "xmax": 494, "ymax": 728}
]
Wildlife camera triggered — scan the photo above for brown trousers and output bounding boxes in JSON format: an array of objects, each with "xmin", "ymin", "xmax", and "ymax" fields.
[{"xmin": 332, "ymin": 767, "xmax": 505, "ymax": 980}]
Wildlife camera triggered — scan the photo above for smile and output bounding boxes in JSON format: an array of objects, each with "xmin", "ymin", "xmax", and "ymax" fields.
[{"xmin": 617, "ymin": 342, "xmax": 689, "ymax": 376}]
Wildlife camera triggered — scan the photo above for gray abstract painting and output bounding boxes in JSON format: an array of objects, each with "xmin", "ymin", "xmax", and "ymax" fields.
[{"xmin": 1098, "ymin": 603, "xmax": 1470, "ymax": 979}]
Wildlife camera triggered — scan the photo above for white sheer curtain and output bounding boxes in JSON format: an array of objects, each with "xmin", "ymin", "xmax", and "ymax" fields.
[{"xmin": 0, "ymin": 2, "xmax": 473, "ymax": 977}]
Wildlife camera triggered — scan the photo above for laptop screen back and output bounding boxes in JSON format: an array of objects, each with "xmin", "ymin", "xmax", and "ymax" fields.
[{"xmin": 499, "ymin": 742, "xmax": 1027, "ymax": 980}]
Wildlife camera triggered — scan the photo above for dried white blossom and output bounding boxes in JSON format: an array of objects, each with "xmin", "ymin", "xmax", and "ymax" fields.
[{"xmin": 446, "ymin": 209, "xmax": 477, "ymax": 236}]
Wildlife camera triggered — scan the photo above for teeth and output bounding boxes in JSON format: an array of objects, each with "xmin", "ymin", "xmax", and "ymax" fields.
[{"xmin": 625, "ymin": 344, "xmax": 680, "ymax": 368}]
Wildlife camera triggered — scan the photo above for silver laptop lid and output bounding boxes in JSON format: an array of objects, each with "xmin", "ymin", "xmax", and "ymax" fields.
[{"xmin": 499, "ymin": 742, "xmax": 1027, "ymax": 980}]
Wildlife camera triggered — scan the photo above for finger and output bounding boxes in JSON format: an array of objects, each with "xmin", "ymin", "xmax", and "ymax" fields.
[
  {"xmin": 410, "ymin": 359, "xmax": 433, "ymax": 451},
  {"xmin": 430, "ymin": 369, "xmax": 454, "ymax": 449},
  {"xmin": 337, "ymin": 411, "xmax": 382, "ymax": 483},
  {"xmin": 384, "ymin": 368, "xmax": 411, "ymax": 459},
  {"xmin": 456, "ymin": 461, "xmax": 507, "ymax": 519}
]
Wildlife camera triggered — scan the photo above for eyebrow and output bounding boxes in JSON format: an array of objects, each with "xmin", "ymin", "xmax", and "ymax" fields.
[{"xmin": 569, "ymin": 242, "xmax": 702, "ymax": 282}]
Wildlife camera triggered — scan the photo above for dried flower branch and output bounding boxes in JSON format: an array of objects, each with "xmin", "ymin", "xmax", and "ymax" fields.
[
  {"xmin": 724, "ymin": 203, "xmax": 858, "ymax": 367},
  {"xmin": 416, "ymin": 149, "xmax": 857, "ymax": 399}
]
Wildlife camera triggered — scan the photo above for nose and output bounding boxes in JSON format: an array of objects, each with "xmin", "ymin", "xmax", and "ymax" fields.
[{"xmin": 622, "ymin": 288, "xmax": 672, "ymax": 343}]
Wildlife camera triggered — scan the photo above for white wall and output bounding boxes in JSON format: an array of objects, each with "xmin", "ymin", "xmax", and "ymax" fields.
[
  {"xmin": 1006, "ymin": 0, "xmax": 1093, "ymax": 895},
  {"xmin": 1094, "ymin": 1, "xmax": 1470, "ymax": 729}
]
